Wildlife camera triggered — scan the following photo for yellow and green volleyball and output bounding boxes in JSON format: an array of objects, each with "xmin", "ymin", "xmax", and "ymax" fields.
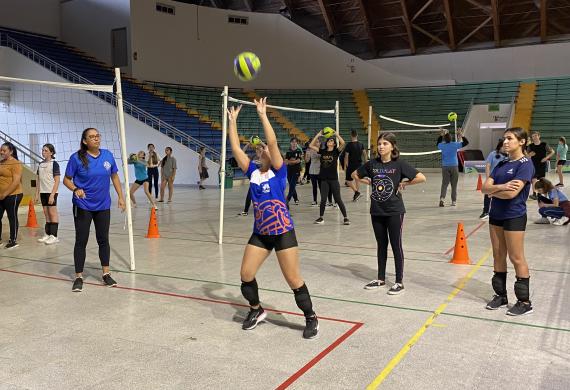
[
  {"xmin": 448, "ymin": 112, "xmax": 458, "ymax": 122},
  {"xmin": 234, "ymin": 52, "xmax": 261, "ymax": 82},
  {"xmin": 250, "ymin": 135, "xmax": 261, "ymax": 145},
  {"xmin": 323, "ymin": 127, "xmax": 335, "ymax": 138}
]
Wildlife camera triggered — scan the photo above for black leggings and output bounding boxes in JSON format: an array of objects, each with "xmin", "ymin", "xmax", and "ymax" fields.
[
  {"xmin": 147, "ymin": 167, "xmax": 159, "ymax": 198},
  {"xmin": 244, "ymin": 189, "xmax": 252, "ymax": 213},
  {"xmin": 287, "ymin": 171, "xmax": 299, "ymax": 202},
  {"xmin": 73, "ymin": 206, "xmax": 111, "ymax": 273},
  {"xmin": 310, "ymin": 174, "xmax": 332, "ymax": 203},
  {"xmin": 0, "ymin": 193, "xmax": 23, "ymax": 242},
  {"xmin": 371, "ymin": 214, "xmax": 405, "ymax": 283},
  {"xmin": 319, "ymin": 179, "xmax": 347, "ymax": 217}
]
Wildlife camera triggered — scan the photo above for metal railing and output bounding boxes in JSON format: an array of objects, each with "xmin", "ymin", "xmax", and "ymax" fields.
[
  {"xmin": 0, "ymin": 33, "xmax": 220, "ymax": 160},
  {"xmin": 0, "ymin": 129, "xmax": 43, "ymax": 170}
]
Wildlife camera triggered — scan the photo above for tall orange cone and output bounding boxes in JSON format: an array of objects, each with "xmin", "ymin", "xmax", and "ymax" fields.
[
  {"xmin": 25, "ymin": 199, "xmax": 39, "ymax": 228},
  {"xmin": 450, "ymin": 222, "xmax": 470, "ymax": 264},
  {"xmin": 476, "ymin": 174, "xmax": 483, "ymax": 191},
  {"xmin": 146, "ymin": 207, "xmax": 160, "ymax": 238}
]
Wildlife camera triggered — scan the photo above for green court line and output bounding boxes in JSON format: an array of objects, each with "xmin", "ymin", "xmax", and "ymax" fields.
[{"xmin": 2, "ymin": 254, "xmax": 569, "ymax": 333}]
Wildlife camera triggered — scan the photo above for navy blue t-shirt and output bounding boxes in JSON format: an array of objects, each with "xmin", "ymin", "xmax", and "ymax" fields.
[
  {"xmin": 65, "ymin": 149, "xmax": 118, "ymax": 211},
  {"xmin": 489, "ymin": 157, "xmax": 534, "ymax": 220},
  {"xmin": 246, "ymin": 161, "xmax": 294, "ymax": 235}
]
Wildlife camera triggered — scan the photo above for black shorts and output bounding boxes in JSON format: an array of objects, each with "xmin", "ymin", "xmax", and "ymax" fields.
[
  {"xmin": 40, "ymin": 193, "xmax": 58, "ymax": 206},
  {"xmin": 489, "ymin": 215, "xmax": 527, "ymax": 231},
  {"xmin": 345, "ymin": 163, "xmax": 361, "ymax": 181},
  {"xmin": 532, "ymin": 163, "xmax": 546, "ymax": 179},
  {"xmin": 134, "ymin": 179, "xmax": 148, "ymax": 186},
  {"xmin": 247, "ymin": 229, "xmax": 298, "ymax": 251},
  {"xmin": 557, "ymin": 160, "xmax": 566, "ymax": 166}
]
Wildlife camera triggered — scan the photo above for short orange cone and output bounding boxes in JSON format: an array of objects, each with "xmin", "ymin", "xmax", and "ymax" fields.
[
  {"xmin": 146, "ymin": 207, "xmax": 160, "ymax": 238},
  {"xmin": 25, "ymin": 199, "xmax": 39, "ymax": 228},
  {"xmin": 450, "ymin": 222, "xmax": 470, "ymax": 264},
  {"xmin": 476, "ymin": 174, "xmax": 483, "ymax": 191}
]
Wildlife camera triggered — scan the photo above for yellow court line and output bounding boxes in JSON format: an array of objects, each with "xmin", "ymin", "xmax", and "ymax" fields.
[{"xmin": 366, "ymin": 247, "xmax": 493, "ymax": 389}]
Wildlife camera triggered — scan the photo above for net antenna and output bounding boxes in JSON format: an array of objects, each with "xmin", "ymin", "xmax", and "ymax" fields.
[
  {"xmin": 218, "ymin": 87, "xmax": 338, "ymax": 244},
  {"xmin": 0, "ymin": 69, "xmax": 136, "ymax": 271}
]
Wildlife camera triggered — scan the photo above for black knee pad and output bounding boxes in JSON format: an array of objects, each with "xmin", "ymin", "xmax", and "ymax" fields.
[
  {"xmin": 514, "ymin": 277, "xmax": 530, "ymax": 302},
  {"xmin": 293, "ymin": 283, "xmax": 315, "ymax": 318},
  {"xmin": 241, "ymin": 279, "xmax": 260, "ymax": 306},
  {"xmin": 491, "ymin": 272, "xmax": 507, "ymax": 296}
]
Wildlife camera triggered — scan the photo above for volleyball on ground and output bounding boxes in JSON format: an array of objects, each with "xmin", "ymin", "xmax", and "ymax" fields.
[
  {"xmin": 323, "ymin": 127, "xmax": 335, "ymax": 138},
  {"xmin": 234, "ymin": 52, "xmax": 261, "ymax": 81},
  {"xmin": 250, "ymin": 135, "xmax": 261, "ymax": 145},
  {"xmin": 448, "ymin": 112, "xmax": 458, "ymax": 121}
]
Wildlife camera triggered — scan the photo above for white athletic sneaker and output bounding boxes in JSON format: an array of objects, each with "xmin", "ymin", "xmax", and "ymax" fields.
[
  {"xmin": 44, "ymin": 235, "xmax": 59, "ymax": 245},
  {"xmin": 552, "ymin": 216, "xmax": 569, "ymax": 226},
  {"xmin": 37, "ymin": 234, "xmax": 50, "ymax": 243}
]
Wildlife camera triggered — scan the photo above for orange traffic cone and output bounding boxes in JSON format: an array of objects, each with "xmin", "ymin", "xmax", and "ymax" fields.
[
  {"xmin": 146, "ymin": 207, "xmax": 160, "ymax": 238},
  {"xmin": 476, "ymin": 174, "xmax": 483, "ymax": 191},
  {"xmin": 450, "ymin": 222, "xmax": 470, "ymax": 264},
  {"xmin": 25, "ymin": 199, "xmax": 39, "ymax": 228}
]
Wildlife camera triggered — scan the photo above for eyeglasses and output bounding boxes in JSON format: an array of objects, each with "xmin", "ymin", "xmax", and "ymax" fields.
[{"xmin": 87, "ymin": 134, "xmax": 101, "ymax": 140}]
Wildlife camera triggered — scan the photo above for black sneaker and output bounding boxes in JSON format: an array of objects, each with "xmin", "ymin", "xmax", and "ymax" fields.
[
  {"xmin": 242, "ymin": 307, "xmax": 267, "ymax": 330},
  {"xmin": 479, "ymin": 212, "xmax": 489, "ymax": 220},
  {"xmin": 72, "ymin": 277, "xmax": 83, "ymax": 292},
  {"xmin": 387, "ymin": 283, "xmax": 404, "ymax": 295},
  {"xmin": 353, "ymin": 191, "xmax": 362, "ymax": 202},
  {"xmin": 439, "ymin": 200, "xmax": 444, "ymax": 207},
  {"xmin": 506, "ymin": 301, "xmax": 533, "ymax": 316},
  {"xmin": 529, "ymin": 194, "xmax": 537, "ymax": 200},
  {"xmin": 364, "ymin": 280, "xmax": 385, "ymax": 289},
  {"xmin": 485, "ymin": 294, "xmax": 508, "ymax": 310},
  {"xmin": 102, "ymin": 273, "xmax": 117, "ymax": 287},
  {"xmin": 314, "ymin": 217, "xmax": 324, "ymax": 224},
  {"xmin": 303, "ymin": 315, "xmax": 319, "ymax": 339},
  {"xmin": 5, "ymin": 240, "xmax": 18, "ymax": 249},
  {"xmin": 343, "ymin": 218, "xmax": 350, "ymax": 225}
]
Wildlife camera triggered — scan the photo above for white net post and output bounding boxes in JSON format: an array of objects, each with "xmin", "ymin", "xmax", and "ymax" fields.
[
  {"xmin": 454, "ymin": 118, "xmax": 458, "ymax": 142},
  {"xmin": 114, "ymin": 68, "xmax": 136, "ymax": 271},
  {"xmin": 218, "ymin": 86, "xmax": 229, "ymax": 245}
]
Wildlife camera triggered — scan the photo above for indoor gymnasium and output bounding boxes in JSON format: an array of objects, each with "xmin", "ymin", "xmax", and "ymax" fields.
[{"xmin": 0, "ymin": 0, "xmax": 569, "ymax": 389}]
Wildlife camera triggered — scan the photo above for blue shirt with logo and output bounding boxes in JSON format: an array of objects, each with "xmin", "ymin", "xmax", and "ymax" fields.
[
  {"xmin": 65, "ymin": 149, "xmax": 118, "ymax": 211},
  {"xmin": 489, "ymin": 157, "xmax": 534, "ymax": 220},
  {"xmin": 246, "ymin": 161, "xmax": 294, "ymax": 235},
  {"xmin": 486, "ymin": 151, "xmax": 507, "ymax": 175},
  {"xmin": 438, "ymin": 142, "xmax": 464, "ymax": 167}
]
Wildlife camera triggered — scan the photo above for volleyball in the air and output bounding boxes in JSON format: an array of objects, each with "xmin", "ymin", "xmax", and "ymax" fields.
[
  {"xmin": 128, "ymin": 153, "xmax": 138, "ymax": 163},
  {"xmin": 323, "ymin": 127, "xmax": 335, "ymax": 138},
  {"xmin": 448, "ymin": 112, "xmax": 458, "ymax": 122},
  {"xmin": 233, "ymin": 52, "xmax": 261, "ymax": 82},
  {"xmin": 250, "ymin": 135, "xmax": 261, "ymax": 145}
]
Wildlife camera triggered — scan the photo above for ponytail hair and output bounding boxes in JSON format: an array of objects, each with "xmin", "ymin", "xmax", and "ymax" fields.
[
  {"xmin": 161, "ymin": 147, "xmax": 172, "ymax": 167},
  {"xmin": 535, "ymin": 177, "xmax": 555, "ymax": 193},
  {"xmin": 1, "ymin": 142, "xmax": 19, "ymax": 160},
  {"xmin": 43, "ymin": 143, "xmax": 56, "ymax": 158},
  {"xmin": 560, "ymin": 136, "xmax": 567, "ymax": 145},
  {"xmin": 494, "ymin": 138, "xmax": 504, "ymax": 158},
  {"xmin": 377, "ymin": 132, "xmax": 400, "ymax": 161},
  {"xmin": 78, "ymin": 128, "xmax": 97, "ymax": 168}
]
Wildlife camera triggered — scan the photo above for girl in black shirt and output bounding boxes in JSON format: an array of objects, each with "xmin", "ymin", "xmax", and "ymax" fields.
[
  {"xmin": 353, "ymin": 132, "xmax": 426, "ymax": 294},
  {"xmin": 308, "ymin": 129, "xmax": 349, "ymax": 225}
]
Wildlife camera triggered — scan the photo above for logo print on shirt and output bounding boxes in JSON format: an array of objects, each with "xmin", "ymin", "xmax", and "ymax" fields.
[
  {"xmin": 262, "ymin": 183, "xmax": 270, "ymax": 193},
  {"xmin": 507, "ymin": 168, "xmax": 513, "ymax": 174},
  {"xmin": 104, "ymin": 161, "xmax": 112, "ymax": 171},
  {"xmin": 371, "ymin": 174, "xmax": 395, "ymax": 202}
]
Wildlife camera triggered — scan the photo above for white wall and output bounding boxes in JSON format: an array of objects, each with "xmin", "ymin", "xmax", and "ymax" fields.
[
  {"xmin": 371, "ymin": 42, "xmax": 570, "ymax": 83},
  {"xmin": 463, "ymin": 104, "xmax": 512, "ymax": 155},
  {"xmin": 0, "ymin": 47, "xmax": 217, "ymax": 185},
  {"xmin": 61, "ymin": 0, "xmax": 131, "ymax": 72},
  {"xmin": 130, "ymin": 1, "xmax": 451, "ymax": 89},
  {"xmin": 0, "ymin": 0, "xmax": 61, "ymax": 37}
]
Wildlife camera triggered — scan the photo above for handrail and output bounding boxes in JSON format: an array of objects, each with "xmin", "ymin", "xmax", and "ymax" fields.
[
  {"xmin": 0, "ymin": 129, "xmax": 43, "ymax": 170},
  {"xmin": 1, "ymin": 34, "xmax": 220, "ymax": 160}
]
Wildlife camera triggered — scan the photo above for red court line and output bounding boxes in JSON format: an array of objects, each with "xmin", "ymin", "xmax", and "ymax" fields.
[
  {"xmin": 444, "ymin": 221, "xmax": 486, "ymax": 255},
  {"xmin": 0, "ymin": 268, "xmax": 364, "ymax": 389}
]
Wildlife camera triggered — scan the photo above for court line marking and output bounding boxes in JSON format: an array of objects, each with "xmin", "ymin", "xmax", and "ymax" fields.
[
  {"xmin": 0, "ymin": 268, "xmax": 363, "ymax": 389},
  {"xmin": 366, "ymin": 247, "xmax": 492, "ymax": 389},
  {"xmin": 444, "ymin": 221, "xmax": 486, "ymax": 255},
  {"xmin": 3, "ymin": 255, "xmax": 569, "ymax": 333}
]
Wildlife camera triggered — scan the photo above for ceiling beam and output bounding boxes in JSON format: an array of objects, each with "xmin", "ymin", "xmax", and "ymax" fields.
[
  {"xmin": 400, "ymin": 0, "xmax": 417, "ymax": 54},
  {"xmin": 442, "ymin": 0, "xmax": 456, "ymax": 50},
  {"xmin": 412, "ymin": 0, "xmax": 435, "ymax": 22},
  {"xmin": 540, "ymin": 0, "xmax": 548, "ymax": 42},
  {"xmin": 316, "ymin": 0, "xmax": 336, "ymax": 39},
  {"xmin": 242, "ymin": 0, "xmax": 253, "ymax": 12},
  {"xmin": 412, "ymin": 24, "xmax": 447, "ymax": 46},
  {"xmin": 491, "ymin": 0, "xmax": 500, "ymax": 46},
  {"xmin": 355, "ymin": 0, "xmax": 379, "ymax": 56},
  {"xmin": 458, "ymin": 16, "xmax": 493, "ymax": 46},
  {"xmin": 463, "ymin": 0, "xmax": 491, "ymax": 13}
]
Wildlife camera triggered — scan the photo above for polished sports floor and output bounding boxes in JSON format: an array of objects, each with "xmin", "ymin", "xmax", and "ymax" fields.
[{"xmin": 1, "ymin": 172, "xmax": 569, "ymax": 389}]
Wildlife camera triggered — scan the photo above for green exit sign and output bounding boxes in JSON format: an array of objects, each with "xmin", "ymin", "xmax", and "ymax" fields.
[{"xmin": 488, "ymin": 104, "xmax": 500, "ymax": 112}]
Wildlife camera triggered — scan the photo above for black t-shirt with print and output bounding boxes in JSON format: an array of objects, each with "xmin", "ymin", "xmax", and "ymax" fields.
[
  {"xmin": 285, "ymin": 148, "xmax": 303, "ymax": 174},
  {"xmin": 345, "ymin": 141, "xmax": 364, "ymax": 166},
  {"xmin": 356, "ymin": 158, "xmax": 418, "ymax": 216},
  {"xmin": 319, "ymin": 148, "xmax": 340, "ymax": 180}
]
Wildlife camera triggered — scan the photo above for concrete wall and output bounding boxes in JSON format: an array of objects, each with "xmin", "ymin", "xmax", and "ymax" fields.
[
  {"xmin": 0, "ymin": 0, "xmax": 61, "ymax": 37},
  {"xmin": 371, "ymin": 42, "xmax": 570, "ymax": 83},
  {"xmin": 0, "ymin": 47, "xmax": 217, "ymax": 186}
]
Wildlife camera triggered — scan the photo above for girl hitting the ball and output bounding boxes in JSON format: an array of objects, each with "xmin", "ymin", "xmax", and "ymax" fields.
[
  {"xmin": 128, "ymin": 151, "xmax": 158, "ymax": 209},
  {"xmin": 309, "ymin": 129, "xmax": 350, "ymax": 225},
  {"xmin": 227, "ymin": 97, "xmax": 319, "ymax": 339},
  {"xmin": 352, "ymin": 132, "xmax": 426, "ymax": 294}
]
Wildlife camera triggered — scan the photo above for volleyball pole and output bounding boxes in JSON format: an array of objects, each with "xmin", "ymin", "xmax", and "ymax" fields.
[
  {"xmin": 367, "ymin": 105, "xmax": 372, "ymax": 200},
  {"xmin": 218, "ymin": 86, "xmax": 229, "ymax": 245}
]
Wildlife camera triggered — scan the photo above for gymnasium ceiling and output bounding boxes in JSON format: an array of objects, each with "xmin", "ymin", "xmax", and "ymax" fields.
[{"xmin": 187, "ymin": 0, "xmax": 570, "ymax": 59}]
